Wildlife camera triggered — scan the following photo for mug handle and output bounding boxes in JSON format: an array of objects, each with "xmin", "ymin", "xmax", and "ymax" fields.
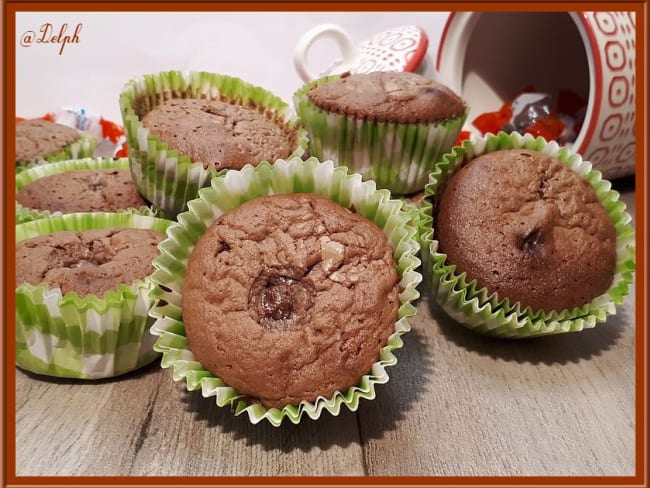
[{"xmin": 294, "ymin": 24, "xmax": 358, "ymax": 82}]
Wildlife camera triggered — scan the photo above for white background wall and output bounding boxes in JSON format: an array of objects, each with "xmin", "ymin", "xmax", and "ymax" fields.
[{"xmin": 15, "ymin": 12, "xmax": 450, "ymax": 123}]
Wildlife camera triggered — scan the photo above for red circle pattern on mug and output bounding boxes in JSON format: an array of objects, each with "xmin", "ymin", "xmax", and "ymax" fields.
[
  {"xmin": 351, "ymin": 26, "xmax": 429, "ymax": 75},
  {"xmin": 579, "ymin": 11, "xmax": 636, "ymax": 179}
]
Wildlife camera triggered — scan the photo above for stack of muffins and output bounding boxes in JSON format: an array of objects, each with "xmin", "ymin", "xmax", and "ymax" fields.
[{"xmin": 14, "ymin": 67, "xmax": 634, "ymax": 426}]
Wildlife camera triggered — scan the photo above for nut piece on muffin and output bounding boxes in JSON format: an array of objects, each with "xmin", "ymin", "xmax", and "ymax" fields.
[
  {"xmin": 181, "ymin": 193, "xmax": 400, "ymax": 409},
  {"xmin": 294, "ymin": 71, "xmax": 468, "ymax": 195},
  {"xmin": 435, "ymin": 148, "xmax": 617, "ymax": 312},
  {"xmin": 140, "ymin": 99, "xmax": 294, "ymax": 171},
  {"xmin": 16, "ymin": 228, "xmax": 165, "ymax": 297},
  {"xmin": 16, "ymin": 169, "xmax": 148, "ymax": 214}
]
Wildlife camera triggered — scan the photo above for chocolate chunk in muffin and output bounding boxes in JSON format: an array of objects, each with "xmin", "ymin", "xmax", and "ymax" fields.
[
  {"xmin": 16, "ymin": 169, "xmax": 148, "ymax": 213},
  {"xmin": 16, "ymin": 228, "xmax": 165, "ymax": 297},
  {"xmin": 307, "ymin": 71, "xmax": 466, "ymax": 124},
  {"xmin": 16, "ymin": 119, "xmax": 81, "ymax": 162},
  {"xmin": 435, "ymin": 149, "xmax": 617, "ymax": 312},
  {"xmin": 140, "ymin": 98, "xmax": 294, "ymax": 170},
  {"xmin": 182, "ymin": 193, "xmax": 399, "ymax": 409}
]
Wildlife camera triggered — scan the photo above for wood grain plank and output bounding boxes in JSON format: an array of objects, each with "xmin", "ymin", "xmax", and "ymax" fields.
[{"xmin": 359, "ymin": 186, "xmax": 637, "ymax": 477}]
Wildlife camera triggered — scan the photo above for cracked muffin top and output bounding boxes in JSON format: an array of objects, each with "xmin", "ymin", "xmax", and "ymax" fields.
[
  {"xmin": 307, "ymin": 71, "xmax": 466, "ymax": 124},
  {"xmin": 140, "ymin": 98, "xmax": 295, "ymax": 170},
  {"xmin": 16, "ymin": 228, "xmax": 165, "ymax": 297},
  {"xmin": 16, "ymin": 119, "xmax": 81, "ymax": 162},
  {"xmin": 435, "ymin": 149, "xmax": 616, "ymax": 312},
  {"xmin": 16, "ymin": 169, "xmax": 147, "ymax": 213},
  {"xmin": 182, "ymin": 193, "xmax": 400, "ymax": 409}
]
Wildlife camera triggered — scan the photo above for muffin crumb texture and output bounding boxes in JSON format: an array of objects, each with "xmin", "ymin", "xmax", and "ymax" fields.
[
  {"xmin": 307, "ymin": 71, "xmax": 466, "ymax": 124},
  {"xmin": 17, "ymin": 169, "xmax": 147, "ymax": 213},
  {"xmin": 436, "ymin": 149, "xmax": 617, "ymax": 312},
  {"xmin": 140, "ymin": 98, "xmax": 293, "ymax": 170},
  {"xmin": 16, "ymin": 119, "xmax": 80, "ymax": 162},
  {"xmin": 182, "ymin": 193, "xmax": 400, "ymax": 409},
  {"xmin": 16, "ymin": 228, "xmax": 165, "ymax": 297}
]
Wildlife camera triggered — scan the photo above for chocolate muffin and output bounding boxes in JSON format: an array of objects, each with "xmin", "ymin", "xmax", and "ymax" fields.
[
  {"xmin": 307, "ymin": 71, "xmax": 466, "ymax": 124},
  {"xmin": 182, "ymin": 193, "xmax": 400, "ymax": 409},
  {"xmin": 16, "ymin": 169, "xmax": 147, "ymax": 214},
  {"xmin": 435, "ymin": 148, "xmax": 617, "ymax": 312},
  {"xmin": 294, "ymin": 71, "xmax": 468, "ymax": 194},
  {"xmin": 16, "ymin": 119, "xmax": 81, "ymax": 163},
  {"xmin": 140, "ymin": 98, "xmax": 294, "ymax": 170},
  {"xmin": 16, "ymin": 228, "xmax": 165, "ymax": 297}
]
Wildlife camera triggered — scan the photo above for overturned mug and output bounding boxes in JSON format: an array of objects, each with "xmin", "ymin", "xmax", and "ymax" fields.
[
  {"xmin": 294, "ymin": 24, "xmax": 432, "ymax": 82},
  {"xmin": 435, "ymin": 11, "xmax": 636, "ymax": 179}
]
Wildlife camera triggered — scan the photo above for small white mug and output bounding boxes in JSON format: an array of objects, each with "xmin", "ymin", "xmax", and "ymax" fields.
[{"xmin": 294, "ymin": 24, "xmax": 432, "ymax": 82}]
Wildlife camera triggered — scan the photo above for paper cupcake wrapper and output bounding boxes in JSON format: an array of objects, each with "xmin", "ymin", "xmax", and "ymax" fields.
[
  {"xmin": 419, "ymin": 131, "xmax": 635, "ymax": 338},
  {"xmin": 149, "ymin": 156, "xmax": 422, "ymax": 426},
  {"xmin": 15, "ymin": 212, "xmax": 174, "ymax": 378},
  {"xmin": 119, "ymin": 70, "xmax": 309, "ymax": 219},
  {"xmin": 293, "ymin": 74, "xmax": 467, "ymax": 195},
  {"xmin": 15, "ymin": 157, "xmax": 160, "ymax": 224},
  {"xmin": 16, "ymin": 132, "xmax": 97, "ymax": 173}
]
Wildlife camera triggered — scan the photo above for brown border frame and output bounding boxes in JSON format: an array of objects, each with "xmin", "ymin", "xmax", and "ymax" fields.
[{"xmin": 2, "ymin": 2, "xmax": 647, "ymax": 487}]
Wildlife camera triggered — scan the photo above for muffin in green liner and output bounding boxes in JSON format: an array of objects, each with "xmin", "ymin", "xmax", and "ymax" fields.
[
  {"xmin": 15, "ymin": 212, "xmax": 174, "ymax": 379},
  {"xmin": 16, "ymin": 120, "xmax": 96, "ymax": 173},
  {"xmin": 15, "ymin": 158, "xmax": 159, "ymax": 224},
  {"xmin": 119, "ymin": 70, "xmax": 309, "ymax": 219},
  {"xmin": 419, "ymin": 131, "xmax": 635, "ymax": 338},
  {"xmin": 293, "ymin": 72, "xmax": 468, "ymax": 195},
  {"xmin": 149, "ymin": 156, "xmax": 422, "ymax": 426}
]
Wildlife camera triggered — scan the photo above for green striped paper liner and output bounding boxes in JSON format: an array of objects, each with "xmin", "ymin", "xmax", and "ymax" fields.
[
  {"xmin": 419, "ymin": 131, "xmax": 635, "ymax": 338},
  {"xmin": 293, "ymin": 74, "xmax": 467, "ymax": 195},
  {"xmin": 15, "ymin": 158, "xmax": 159, "ymax": 224},
  {"xmin": 16, "ymin": 131, "xmax": 97, "ymax": 174},
  {"xmin": 149, "ymin": 156, "xmax": 422, "ymax": 426},
  {"xmin": 16, "ymin": 212, "xmax": 174, "ymax": 378},
  {"xmin": 119, "ymin": 70, "xmax": 309, "ymax": 219}
]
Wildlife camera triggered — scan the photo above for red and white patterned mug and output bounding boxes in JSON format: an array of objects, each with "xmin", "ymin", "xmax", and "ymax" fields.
[
  {"xmin": 294, "ymin": 24, "xmax": 431, "ymax": 83},
  {"xmin": 435, "ymin": 11, "xmax": 636, "ymax": 179}
]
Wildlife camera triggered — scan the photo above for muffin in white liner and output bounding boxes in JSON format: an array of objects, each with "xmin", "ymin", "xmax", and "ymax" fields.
[{"xmin": 149, "ymin": 156, "xmax": 422, "ymax": 425}]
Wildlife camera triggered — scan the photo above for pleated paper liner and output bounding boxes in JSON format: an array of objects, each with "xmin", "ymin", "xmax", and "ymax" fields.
[
  {"xmin": 15, "ymin": 157, "xmax": 160, "ymax": 224},
  {"xmin": 293, "ymin": 74, "xmax": 467, "ymax": 195},
  {"xmin": 16, "ymin": 212, "xmax": 174, "ymax": 378},
  {"xmin": 16, "ymin": 132, "xmax": 97, "ymax": 174},
  {"xmin": 419, "ymin": 131, "xmax": 635, "ymax": 338},
  {"xmin": 149, "ymin": 156, "xmax": 422, "ymax": 426},
  {"xmin": 119, "ymin": 70, "xmax": 309, "ymax": 219}
]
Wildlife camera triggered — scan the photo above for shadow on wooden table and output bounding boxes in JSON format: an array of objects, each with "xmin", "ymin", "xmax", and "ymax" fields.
[
  {"xmin": 15, "ymin": 357, "xmax": 163, "ymax": 384},
  {"xmin": 175, "ymin": 327, "xmax": 432, "ymax": 452},
  {"xmin": 424, "ymin": 294, "xmax": 631, "ymax": 365}
]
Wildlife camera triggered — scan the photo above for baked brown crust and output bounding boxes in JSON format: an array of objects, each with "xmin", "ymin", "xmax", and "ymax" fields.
[
  {"xmin": 16, "ymin": 169, "xmax": 147, "ymax": 213},
  {"xmin": 436, "ymin": 149, "xmax": 617, "ymax": 312},
  {"xmin": 16, "ymin": 228, "xmax": 165, "ymax": 297},
  {"xmin": 307, "ymin": 71, "xmax": 466, "ymax": 124},
  {"xmin": 182, "ymin": 193, "xmax": 399, "ymax": 409},
  {"xmin": 16, "ymin": 119, "xmax": 80, "ymax": 162},
  {"xmin": 141, "ymin": 98, "xmax": 293, "ymax": 170}
]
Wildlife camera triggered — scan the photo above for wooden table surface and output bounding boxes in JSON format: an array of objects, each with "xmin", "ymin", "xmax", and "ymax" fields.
[{"xmin": 14, "ymin": 183, "xmax": 637, "ymax": 478}]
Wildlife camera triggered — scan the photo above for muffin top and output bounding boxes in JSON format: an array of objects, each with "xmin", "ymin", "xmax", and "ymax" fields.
[
  {"xmin": 307, "ymin": 71, "xmax": 466, "ymax": 124},
  {"xmin": 182, "ymin": 193, "xmax": 399, "ymax": 409},
  {"xmin": 16, "ymin": 119, "xmax": 81, "ymax": 162},
  {"xmin": 435, "ymin": 149, "xmax": 617, "ymax": 312},
  {"xmin": 16, "ymin": 228, "xmax": 165, "ymax": 297},
  {"xmin": 16, "ymin": 169, "xmax": 148, "ymax": 213},
  {"xmin": 140, "ymin": 98, "xmax": 294, "ymax": 170}
]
